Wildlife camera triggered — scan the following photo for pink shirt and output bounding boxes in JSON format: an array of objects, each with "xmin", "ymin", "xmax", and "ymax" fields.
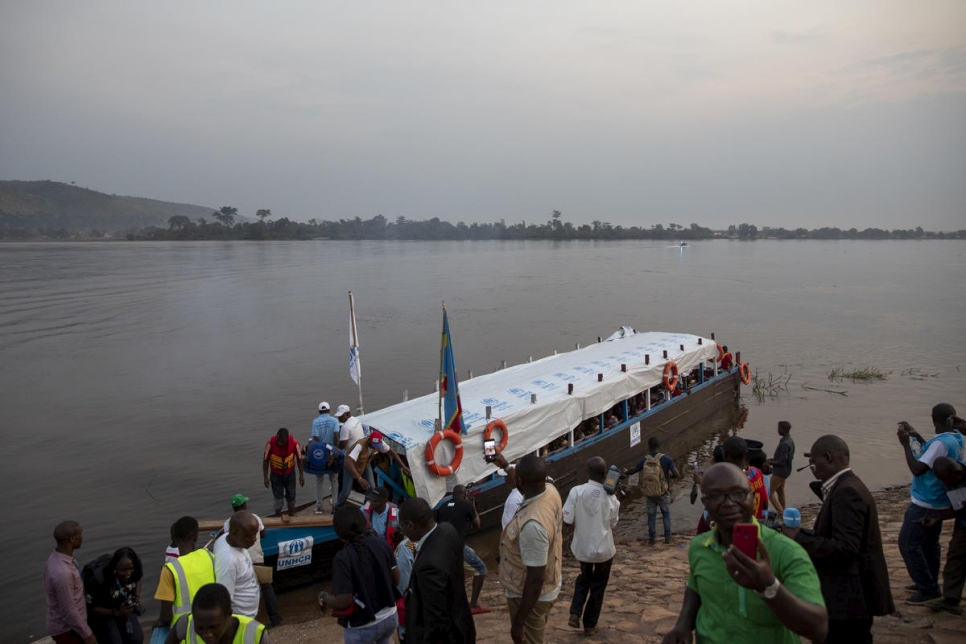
[{"xmin": 44, "ymin": 550, "xmax": 92, "ymax": 639}]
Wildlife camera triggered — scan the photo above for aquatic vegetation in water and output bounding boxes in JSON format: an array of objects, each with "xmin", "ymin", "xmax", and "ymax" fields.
[
  {"xmin": 900, "ymin": 367, "xmax": 940, "ymax": 380},
  {"xmin": 827, "ymin": 366, "xmax": 890, "ymax": 382},
  {"xmin": 752, "ymin": 371, "xmax": 791, "ymax": 402}
]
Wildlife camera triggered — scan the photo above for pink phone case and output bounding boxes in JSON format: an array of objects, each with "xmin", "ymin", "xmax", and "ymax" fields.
[{"xmin": 732, "ymin": 523, "xmax": 757, "ymax": 559}]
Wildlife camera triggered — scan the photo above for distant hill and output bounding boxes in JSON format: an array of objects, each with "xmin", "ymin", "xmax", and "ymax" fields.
[{"xmin": 0, "ymin": 180, "xmax": 216, "ymax": 233}]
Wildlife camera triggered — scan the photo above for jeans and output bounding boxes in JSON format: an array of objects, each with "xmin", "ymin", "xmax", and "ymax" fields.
[
  {"xmin": 94, "ymin": 615, "xmax": 143, "ymax": 644},
  {"xmin": 335, "ymin": 463, "xmax": 375, "ymax": 509},
  {"xmin": 898, "ymin": 502, "xmax": 944, "ymax": 594},
  {"xmin": 315, "ymin": 470, "xmax": 340, "ymax": 509},
  {"xmin": 342, "ymin": 612, "xmax": 398, "ymax": 644},
  {"xmin": 569, "ymin": 557, "xmax": 613, "ymax": 628},
  {"xmin": 647, "ymin": 492, "xmax": 672, "ymax": 541},
  {"xmin": 463, "ymin": 545, "xmax": 487, "ymax": 575}
]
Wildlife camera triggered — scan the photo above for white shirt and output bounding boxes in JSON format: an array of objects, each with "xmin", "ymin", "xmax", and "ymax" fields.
[
  {"xmin": 340, "ymin": 417, "xmax": 365, "ymax": 444},
  {"xmin": 213, "ymin": 534, "xmax": 260, "ymax": 617},
  {"xmin": 223, "ymin": 514, "xmax": 266, "ymax": 564},
  {"xmin": 501, "ymin": 488, "xmax": 524, "ymax": 530},
  {"xmin": 562, "ymin": 480, "xmax": 620, "ymax": 563},
  {"xmin": 348, "ymin": 440, "xmax": 390, "ymax": 462}
]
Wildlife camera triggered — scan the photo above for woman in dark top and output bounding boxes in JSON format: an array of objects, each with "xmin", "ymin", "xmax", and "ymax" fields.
[
  {"xmin": 85, "ymin": 547, "xmax": 144, "ymax": 644},
  {"xmin": 319, "ymin": 507, "xmax": 400, "ymax": 644}
]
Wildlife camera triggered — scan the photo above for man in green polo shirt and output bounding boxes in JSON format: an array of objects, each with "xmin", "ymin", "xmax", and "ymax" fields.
[{"xmin": 662, "ymin": 463, "xmax": 828, "ymax": 644}]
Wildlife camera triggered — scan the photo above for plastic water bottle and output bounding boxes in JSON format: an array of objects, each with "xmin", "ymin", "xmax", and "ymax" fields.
[{"xmin": 783, "ymin": 507, "xmax": 801, "ymax": 529}]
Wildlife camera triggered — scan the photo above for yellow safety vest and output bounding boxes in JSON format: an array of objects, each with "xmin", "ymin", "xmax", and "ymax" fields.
[
  {"xmin": 175, "ymin": 615, "xmax": 265, "ymax": 644},
  {"xmin": 166, "ymin": 549, "xmax": 216, "ymax": 626}
]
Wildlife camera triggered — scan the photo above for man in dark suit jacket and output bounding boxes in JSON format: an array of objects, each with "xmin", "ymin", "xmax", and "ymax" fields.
[
  {"xmin": 399, "ymin": 497, "xmax": 476, "ymax": 644},
  {"xmin": 785, "ymin": 435, "xmax": 894, "ymax": 643}
]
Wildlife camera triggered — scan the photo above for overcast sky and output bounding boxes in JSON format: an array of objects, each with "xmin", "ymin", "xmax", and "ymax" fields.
[{"xmin": 2, "ymin": 1, "xmax": 964, "ymax": 230}]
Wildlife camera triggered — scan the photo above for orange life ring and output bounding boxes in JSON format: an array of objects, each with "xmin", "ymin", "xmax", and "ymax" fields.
[
  {"xmin": 738, "ymin": 362, "xmax": 752, "ymax": 385},
  {"xmin": 425, "ymin": 429, "xmax": 463, "ymax": 477},
  {"xmin": 663, "ymin": 360, "xmax": 680, "ymax": 390},
  {"xmin": 716, "ymin": 344, "xmax": 725, "ymax": 362},
  {"xmin": 484, "ymin": 419, "xmax": 509, "ymax": 453}
]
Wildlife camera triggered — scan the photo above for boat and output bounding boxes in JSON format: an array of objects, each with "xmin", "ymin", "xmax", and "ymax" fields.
[{"xmin": 204, "ymin": 327, "xmax": 745, "ymax": 587}]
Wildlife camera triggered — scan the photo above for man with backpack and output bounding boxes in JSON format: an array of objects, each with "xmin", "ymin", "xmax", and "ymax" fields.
[{"xmin": 628, "ymin": 437, "xmax": 679, "ymax": 544}]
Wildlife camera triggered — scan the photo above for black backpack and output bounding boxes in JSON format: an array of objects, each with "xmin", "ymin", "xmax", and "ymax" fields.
[{"xmin": 81, "ymin": 553, "xmax": 112, "ymax": 598}]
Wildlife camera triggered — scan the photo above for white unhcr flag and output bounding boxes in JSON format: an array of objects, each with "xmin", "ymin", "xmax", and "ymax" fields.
[{"xmin": 349, "ymin": 304, "xmax": 361, "ymax": 385}]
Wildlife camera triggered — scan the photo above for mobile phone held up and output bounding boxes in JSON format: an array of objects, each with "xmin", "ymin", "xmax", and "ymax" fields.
[
  {"xmin": 732, "ymin": 523, "xmax": 758, "ymax": 560},
  {"xmin": 484, "ymin": 439, "xmax": 496, "ymax": 462}
]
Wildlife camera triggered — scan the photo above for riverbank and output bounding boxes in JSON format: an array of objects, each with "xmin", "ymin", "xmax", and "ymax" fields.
[{"xmin": 263, "ymin": 485, "xmax": 961, "ymax": 643}]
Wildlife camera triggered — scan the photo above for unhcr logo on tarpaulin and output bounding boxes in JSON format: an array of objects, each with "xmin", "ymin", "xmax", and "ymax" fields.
[{"xmin": 277, "ymin": 536, "xmax": 314, "ymax": 570}]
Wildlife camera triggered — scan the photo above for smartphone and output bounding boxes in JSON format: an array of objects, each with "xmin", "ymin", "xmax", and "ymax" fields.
[
  {"xmin": 484, "ymin": 439, "xmax": 496, "ymax": 461},
  {"xmin": 732, "ymin": 523, "xmax": 758, "ymax": 560}
]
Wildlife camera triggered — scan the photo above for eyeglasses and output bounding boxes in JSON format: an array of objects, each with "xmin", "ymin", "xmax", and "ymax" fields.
[{"xmin": 701, "ymin": 489, "xmax": 752, "ymax": 505}]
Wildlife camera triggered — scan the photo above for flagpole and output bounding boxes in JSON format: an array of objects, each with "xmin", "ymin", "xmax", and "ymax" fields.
[
  {"xmin": 349, "ymin": 291, "xmax": 364, "ymax": 415},
  {"xmin": 438, "ymin": 300, "xmax": 445, "ymax": 432}
]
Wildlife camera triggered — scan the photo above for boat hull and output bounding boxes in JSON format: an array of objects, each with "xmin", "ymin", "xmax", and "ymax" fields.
[{"xmin": 469, "ymin": 369, "xmax": 741, "ymax": 531}]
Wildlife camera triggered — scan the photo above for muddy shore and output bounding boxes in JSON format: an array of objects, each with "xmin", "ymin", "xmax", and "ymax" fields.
[{"xmin": 265, "ymin": 486, "xmax": 962, "ymax": 644}]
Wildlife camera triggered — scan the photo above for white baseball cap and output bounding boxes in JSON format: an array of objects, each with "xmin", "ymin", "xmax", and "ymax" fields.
[
  {"xmin": 318, "ymin": 402, "xmax": 330, "ymax": 411},
  {"xmin": 335, "ymin": 404, "xmax": 351, "ymax": 416}
]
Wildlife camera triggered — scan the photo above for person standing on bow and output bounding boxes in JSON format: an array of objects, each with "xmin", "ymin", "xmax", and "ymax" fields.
[
  {"xmin": 262, "ymin": 428, "xmax": 304, "ymax": 519},
  {"xmin": 310, "ymin": 402, "xmax": 342, "ymax": 514}
]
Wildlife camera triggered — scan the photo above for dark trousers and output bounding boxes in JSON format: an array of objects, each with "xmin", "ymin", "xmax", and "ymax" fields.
[
  {"xmin": 825, "ymin": 617, "xmax": 873, "ymax": 644},
  {"xmin": 261, "ymin": 581, "xmax": 282, "ymax": 624},
  {"xmin": 52, "ymin": 632, "xmax": 85, "ymax": 644},
  {"xmin": 943, "ymin": 521, "xmax": 966, "ymax": 603},
  {"xmin": 898, "ymin": 503, "xmax": 944, "ymax": 594},
  {"xmin": 569, "ymin": 557, "xmax": 613, "ymax": 628}
]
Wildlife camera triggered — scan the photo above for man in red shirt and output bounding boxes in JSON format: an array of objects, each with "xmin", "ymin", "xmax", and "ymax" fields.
[
  {"xmin": 722, "ymin": 436, "xmax": 767, "ymax": 519},
  {"xmin": 262, "ymin": 428, "xmax": 304, "ymax": 519}
]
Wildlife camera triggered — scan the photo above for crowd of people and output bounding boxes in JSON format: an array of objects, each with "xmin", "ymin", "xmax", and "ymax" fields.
[{"xmin": 43, "ymin": 399, "xmax": 965, "ymax": 644}]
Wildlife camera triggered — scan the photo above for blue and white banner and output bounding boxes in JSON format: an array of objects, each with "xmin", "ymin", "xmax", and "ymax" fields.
[{"xmin": 276, "ymin": 536, "xmax": 314, "ymax": 570}]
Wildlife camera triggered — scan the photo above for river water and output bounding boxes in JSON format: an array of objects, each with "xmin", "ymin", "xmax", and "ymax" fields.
[{"xmin": 2, "ymin": 239, "xmax": 965, "ymax": 641}]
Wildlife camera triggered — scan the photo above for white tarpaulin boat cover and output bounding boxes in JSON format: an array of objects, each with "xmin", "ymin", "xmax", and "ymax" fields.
[{"xmin": 360, "ymin": 329, "xmax": 719, "ymax": 507}]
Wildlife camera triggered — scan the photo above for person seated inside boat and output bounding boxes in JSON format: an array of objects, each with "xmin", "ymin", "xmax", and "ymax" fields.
[
  {"xmin": 671, "ymin": 381, "xmax": 686, "ymax": 398},
  {"xmin": 548, "ymin": 434, "xmax": 570, "ymax": 453},
  {"xmin": 585, "ymin": 418, "xmax": 600, "ymax": 436},
  {"xmin": 719, "ymin": 345, "xmax": 734, "ymax": 371},
  {"xmin": 604, "ymin": 412, "xmax": 620, "ymax": 430},
  {"xmin": 572, "ymin": 425, "xmax": 585, "ymax": 444},
  {"xmin": 650, "ymin": 385, "xmax": 666, "ymax": 405}
]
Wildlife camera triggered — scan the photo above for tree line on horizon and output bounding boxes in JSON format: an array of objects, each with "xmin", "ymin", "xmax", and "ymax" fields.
[{"xmin": 4, "ymin": 207, "xmax": 965, "ymax": 241}]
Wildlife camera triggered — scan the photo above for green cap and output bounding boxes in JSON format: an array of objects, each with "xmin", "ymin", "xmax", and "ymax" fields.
[{"xmin": 230, "ymin": 493, "xmax": 249, "ymax": 509}]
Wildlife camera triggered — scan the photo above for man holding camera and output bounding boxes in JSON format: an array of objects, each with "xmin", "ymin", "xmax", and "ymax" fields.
[
  {"xmin": 896, "ymin": 402, "xmax": 965, "ymax": 604},
  {"xmin": 562, "ymin": 456, "xmax": 620, "ymax": 637}
]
